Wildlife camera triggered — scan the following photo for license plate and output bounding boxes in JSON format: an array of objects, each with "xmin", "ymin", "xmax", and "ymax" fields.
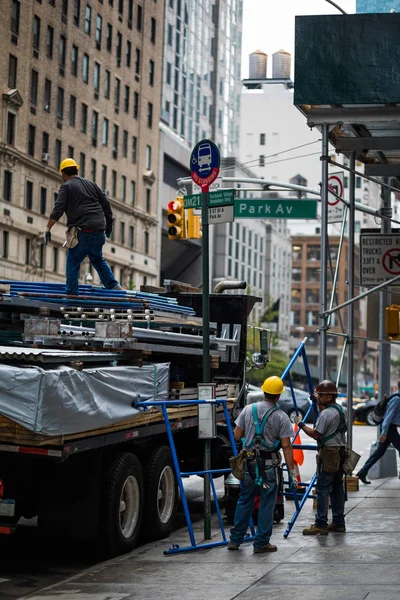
[{"xmin": 0, "ymin": 499, "xmax": 15, "ymax": 517}]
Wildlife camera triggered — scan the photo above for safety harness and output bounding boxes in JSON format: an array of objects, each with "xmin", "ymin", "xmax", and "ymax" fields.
[
  {"xmin": 244, "ymin": 404, "xmax": 280, "ymax": 486},
  {"xmin": 319, "ymin": 403, "xmax": 347, "ymax": 446}
]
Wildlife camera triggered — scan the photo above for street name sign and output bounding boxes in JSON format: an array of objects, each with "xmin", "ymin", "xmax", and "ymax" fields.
[
  {"xmin": 234, "ymin": 199, "xmax": 317, "ymax": 219},
  {"xmin": 360, "ymin": 233, "xmax": 400, "ymax": 285},
  {"xmin": 184, "ymin": 189, "xmax": 235, "ymax": 209},
  {"xmin": 208, "ymin": 205, "xmax": 234, "ymax": 224},
  {"xmin": 328, "ymin": 171, "xmax": 345, "ymax": 224}
]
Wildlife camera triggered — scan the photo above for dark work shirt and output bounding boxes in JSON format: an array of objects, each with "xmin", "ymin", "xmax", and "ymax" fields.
[{"xmin": 50, "ymin": 177, "xmax": 113, "ymax": 231}]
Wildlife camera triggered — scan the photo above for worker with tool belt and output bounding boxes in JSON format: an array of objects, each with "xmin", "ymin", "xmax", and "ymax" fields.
[
  {"xmin": 44, "ymin": 158, "xmax": 122, "ymax": 296},
  {"xmin": 228, "ymin": 376, "xmax": 297, "ymax": 553},
  {"xmin": 295, "ymin": 379, "xmax": 347, "ymax": 535}
]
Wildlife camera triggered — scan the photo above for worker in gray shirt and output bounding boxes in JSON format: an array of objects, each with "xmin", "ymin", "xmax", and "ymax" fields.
[
  {"xmin": 295, "ymin": 379, "xmax": 347, "ymax": 535},
  {"xmin": 228, "ymin": 376, "xmax": 297, "ymax": 553},
  {"xmin": 44, "ymin": 158, "xmax": 122, "ymax": 296}
]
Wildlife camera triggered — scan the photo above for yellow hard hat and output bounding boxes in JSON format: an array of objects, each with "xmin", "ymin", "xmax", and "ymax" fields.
[
  {"xmin": 261, "ymin": 376, "xmax": 285, "ymax": 395},
  {"xmin": 59, "ymin": 158, "xmax": 79, "ymax": 174}
]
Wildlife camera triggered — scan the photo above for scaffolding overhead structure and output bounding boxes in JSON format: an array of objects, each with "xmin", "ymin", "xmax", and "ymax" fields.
[{"xmin": 294, "ymin": 11, "xmax": 400, "ymax": 446}]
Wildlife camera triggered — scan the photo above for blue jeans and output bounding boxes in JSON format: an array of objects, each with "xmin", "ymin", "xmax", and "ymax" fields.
[
  {"xmin": 315, "ymin": 467, "xmax": 345, "ymax": 529},
  {"xmin": 66, "ymin": 230, "xmax": 118, "ymax": 295},
  {"xmin": 230, "ymin": 462, "xmax": 277, "ymax": 549},
  {"xmin": 357, "ymin": 424, "xmax": 400, "ymax": 477}
]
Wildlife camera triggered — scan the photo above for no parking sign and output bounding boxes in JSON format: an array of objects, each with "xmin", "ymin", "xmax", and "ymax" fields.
[{"xmin": 328, "ymin": 172, "xmax": 345, "ymax": 224}]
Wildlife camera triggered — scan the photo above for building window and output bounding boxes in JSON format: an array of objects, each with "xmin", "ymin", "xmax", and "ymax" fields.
[
  {"xmin": 105, "ymin": 69, "xmax": 111, "ymax": 98},
  {"xmin": 11, "ymin": 0, "xmax": 20, "ymax": 36},
  {"xmin": 166, "ymin": 61, "xmax": 172, "ymax": 84},
  {"xmin": 40, "ymin": 187, "xmax": 47, "ymax": 214},
  {"xmin": 2, "ymin": 231, "xmax": 9, "ymax": 259},
  {"xmin": 62, "ymin": 0, "xmax": 68, "ymax": 20},
  {"xmin": 95, "ymin": 14, "xmax": 102, "ymax": 48},
  {"xmin": 28, "ymin": 124, "xmax": 36, "ymax": 156},
  {"xmin": 42, "ymin": 131, "xmax": 49, "ymax": 154},
  {"xmin": 8, "ymin": 55, "xmax": 17, "ymax": 88},
  {"xmin": 59, "ymin": 35, "xmax": 66, "ymax": 74},
  {"xmin": 116, "ymin": 32, "xmax": 122, "ymax": 65},
  {"xmin": 84, "ymin": 4, "xmax": 91, "ymax": 34},
  {"xmin": 259, "ymin": 155, "xmax": 265, "ymax": 167},
  {"xmin": 68, "ymin": 146, "xmax": 74, "ymax": 160},
  {"xmin": 26, "ymin": 181, "xmax": 33, "ymax": 210},
  {"xmin": 25, "ymin": 239, "xmax": 31, "ymax": 265},
  {"xmin": 150, "ymin": 17, "xmax": 156, "ymax": 43},
  {"xmin": 69, "ymin": 95, "xmax": 76, "ymax": 126},
  {"xmin": 356, "ymin": 176, "xmax": 362, "ymax": 188},
  {"xmin": 130, "ymin": 180, "xmax": 135, "ymax": 205},
  {"xmin": 121, "ymin": 177, "xmax": 126, "ymax": 202},
  {"xmin": 149, "ymin": 59, "xmax": 154, "ymax": 86},
  {"xmin": 145, "ymin": 145, "xmax": 151, "ymax": 169},
  {"xmin": 118, "ymin": 0, "xmax": 124, "ymax": 16},
  {"xmin": 94, "ymin": 62, "xmax": 100, "ymax": 95},
  {"xmin": 55, "ymin": 139, "xmax": 62, "ymax": 168},
  {"xmin": 33, "ymin": 15, "xmax": 41, "ymax": 52},
  {"xmin": 131, "ymin": 136, "xmax": 137, "ymax": 163},
  {"xmin": 126, "ymin": 40, "xmax": 131, "ymax": 67},
  {"xmin": 123, "ymin": 130, "xmax": 128, "ymax": 157},
  {"xmin": 124, "ymin": 85, "xmax": 130, "ymax": 113},
  {"xmin": 71, "ymin": 45, "xmax": 78, "ymax": 76},
  {"xmin": 127, "ymin": 0, "xmax": 133, "ymax": 26},
  {"xmin": 30, "ymin": 69, "xmax": 38, "ymax": 105},
  {"xmin": 146, "ymin": 188, "xmax": 151, "ymax": 213},
  {"xmin": 120, "ymin": 221, "xmax": 125, "ymax": 244},
  {"xmin": 106, "ymin": 23, "xmax": 112, "ymax": 52},
  {"xmin": 133, "ymin": 91, "xmax": 139, "ymax": 118},
  {"xmin": 6, "ymin": 113, "xmax": 16, "ymax": 146},
  {"xmin": 101, "ymin": 165, "xmax": 107, "ymax": 191},
  {"xmin": 91, "ymin": 158, "xmax": 97, "ymax": 182},
  {"xmin": 83, "ymin": 54, "xmax": 89, "ymax": 83},
  {"xmin": 114, "ymin": 78, "xmax": 121, "ymax": 109},
  {"xmin": 113, "ymin": 125, "xmax": 119, "ymax": 158},
  {"xmin": 57, "ymin": 87, "xmax": 64, "ymax": 119},
  {"xmin": 111, "ymin": 170, "xmax": 117, "ymax": 196},
  {"xmin": 260, "ymin": 133, "xmax": 265, "ymax": 145},
  {"xmin": 46, "ymin": 25, "xmax": 54, "ymax": 58},
  {"xmin": 44, "ymin": 78, "xmax": 51, "ymax": 111},
  {"xmin": 137, "ymin": 4, "xmax": 142, "ymax": 31},
  {"xmin": 52, "ymin": 247, "xmax": 58, "ymax": 272},
  {"xmin": 92, "ymin": 110, "xmax": 98, "ymax": 146},
  {"xmin": 80, "ymin": 152, "xmax": 86, "ymax": 177},
  {"xmin": 144, "ymin": 231, "xmax": 149, "ymax": 255},
  {"xmin": 135, "ymin": 48, "xmax": 140, "ymax": 75},
  {"xmin": 4, "ymin": 171, "xmax": 12, "ymax": 202},
  {"xmin": 167, "ymin": 24, "xmax": 173, "ymax": 46},
  {"xmin": 102, "ymin": 117, "xmax": 109, "ymax": 145},
  {"xmin": 81, "ymin": 103, "xmax": 88, "ymax": 132},
  {"xmin": 147, "ymin": 102, "xmax": 153, "ymax": 128},
  {"xmin": 74, "ymin": 0, "xmax": 81, "ymax": 26},
  {"xmin": 129, "ymin": 225, "xmax": 134, "ymax": 248}
]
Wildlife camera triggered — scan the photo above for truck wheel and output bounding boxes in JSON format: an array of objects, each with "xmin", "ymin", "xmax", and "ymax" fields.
[
  {"xmin": 274, "ymin": 503, "xmax": 284, "ymax": 523},
  {"xmin": 102, "ymin": 452, "xmax": 144, "ymax": 556},
  {"xmin": 144, "ymin": 446, "xmax": 178, "ymax": 540}
]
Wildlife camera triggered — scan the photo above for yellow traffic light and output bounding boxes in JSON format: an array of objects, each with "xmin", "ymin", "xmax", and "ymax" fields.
[
  {"xmin": 187, "ymin": 208, "xmax": 202, "ymax": 239},
  {"xmin": 386, "ymin": 304, "xmax": 400, "ymax": 339},
  {"xmin": 167, "ymin": 197, "xmax": 186, "ymax": 240}
]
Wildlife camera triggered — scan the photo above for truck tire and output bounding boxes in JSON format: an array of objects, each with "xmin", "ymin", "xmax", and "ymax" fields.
[
  {"xmin": 102, "ymin": 452, "xmax": 144, "ymax": 556},
  {"xmin": 144, "ymin": 446, "xmax": 178, "ymax": 540}
]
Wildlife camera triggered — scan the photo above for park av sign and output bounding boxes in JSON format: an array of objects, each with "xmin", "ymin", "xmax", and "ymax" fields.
[{"xmin": 234, "ymin": 199, "xmax": 317, "ymax": 219}]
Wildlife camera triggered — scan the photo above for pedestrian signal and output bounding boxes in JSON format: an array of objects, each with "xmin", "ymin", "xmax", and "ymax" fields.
[
  {"xmin": 187, "ymin": 208, "xmax": 202, "ymax": 239},
  {"xmin": 167, "ymin": 198, "xmax": 186, "ymax": 240}
]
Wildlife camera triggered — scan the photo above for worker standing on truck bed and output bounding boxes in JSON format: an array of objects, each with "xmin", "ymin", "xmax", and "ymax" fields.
[
  {"xmin": 228, "ymin": 376, "xmax": 297, "ymax": 553},
  {"xmin": 44, "ymin": 158, "xmax": 122, "ymax": 296}
]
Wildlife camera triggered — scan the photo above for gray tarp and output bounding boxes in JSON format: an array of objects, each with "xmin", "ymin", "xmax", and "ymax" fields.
[{"xmin": 0, "ymin": 363, "xmax": 170, "ymax": 436}]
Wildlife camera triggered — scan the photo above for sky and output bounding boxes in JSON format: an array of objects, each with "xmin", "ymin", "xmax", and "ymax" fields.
[{"xmin": 241, "ymin": 0, "xmax": 356, "ymax": 78}]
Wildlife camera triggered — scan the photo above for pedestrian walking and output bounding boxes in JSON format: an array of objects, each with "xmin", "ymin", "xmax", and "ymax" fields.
[
  {"xmin": 44, "ymin": 158, "xmax": 122, "ymax": 296},
  {"xmin": 356, "ymin": 382, "xmax": 400, "ymax": 484},
  {"xmin": 228, "ymin": 376, "xmax": 298, "ymax": 553},
  {"xmin": 295, "ymin": 379, "xmax": 347, "ymax": 535}
]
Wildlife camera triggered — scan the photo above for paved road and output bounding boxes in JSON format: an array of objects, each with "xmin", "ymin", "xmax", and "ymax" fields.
[{"xmin": 0, "ymin": 425, "xmax": 387, "ymax": 599}]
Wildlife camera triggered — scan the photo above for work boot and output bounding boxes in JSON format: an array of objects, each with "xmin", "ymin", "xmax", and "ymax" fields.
[
  {"xmin": 302, "ymin": 524, "xmax": 329, "ymax": 536},
  {"xmin": 111, "ymin": 284, "xmax": 124, "ymax": 291},
  {"xmin": 227, "ymin": 542, "xmax": 239, "ymax": 550},
  {"xmin": 253, "ymin": 543, "xmax": 278, "ymax": 553},
  {"xmin": 328, "ymin": 523, "xmax": 346, "ymax": 533},
  {"xmin": 357, "ymin": 472, "xmax": 371, "ymax": 484}
]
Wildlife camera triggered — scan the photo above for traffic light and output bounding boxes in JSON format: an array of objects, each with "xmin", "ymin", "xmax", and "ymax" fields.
[
  {"xmin": 386, "ymin": 304, "xmax": 400, "ymax": 339},
  {"xmin": 187, "ymin": 208, "xmax": 202, "ymax": 239},
  {"xmin": 167, "ymin": 197, "xmax": 186, "ymax": 240}
]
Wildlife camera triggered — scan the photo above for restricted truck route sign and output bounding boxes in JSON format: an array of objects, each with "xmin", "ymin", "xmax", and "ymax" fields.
[{"xmin": 360, "ymin": 233, "xmax": 400, "ymax": 286}]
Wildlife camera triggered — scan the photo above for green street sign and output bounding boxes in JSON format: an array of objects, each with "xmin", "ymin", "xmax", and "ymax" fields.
[
  {"xmin": 184, "ymin": 189, "xmax": 235, "ymax": 209},
  {"xmin": 234, "ymin": 199, "xmax": 317, "ymax": 219}
]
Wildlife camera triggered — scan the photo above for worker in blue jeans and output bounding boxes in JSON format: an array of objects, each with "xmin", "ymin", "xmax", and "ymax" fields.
[
  {"xmin": 357, "ymin": 388, "xmax": 400, "ymax": 484},
  {"xmin": 44, "ymin": 158, "xmax": 122, "ymax": 296},
  {"xmin": 228, "ymin": 376, "xmax": 297, "ymax": 553}
]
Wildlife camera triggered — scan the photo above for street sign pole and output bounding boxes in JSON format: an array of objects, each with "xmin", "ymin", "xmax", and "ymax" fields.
[{"xmin": 201, "ymin": 183, "xmax": 211, "ymax": 540}]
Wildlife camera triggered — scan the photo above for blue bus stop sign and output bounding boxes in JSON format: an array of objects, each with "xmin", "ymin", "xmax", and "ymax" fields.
[{"xmin": 190, "ymin": 139, "xmax": 220, "ymax": 189}]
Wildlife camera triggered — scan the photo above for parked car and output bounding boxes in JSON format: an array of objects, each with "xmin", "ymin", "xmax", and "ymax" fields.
[
  {"xmin": 246, "ymin": 384, "xmax": 316, "ymax": 423},
  {"xmin": 353, "ymin": 399, "xmax": 379, "ymax": 426}
]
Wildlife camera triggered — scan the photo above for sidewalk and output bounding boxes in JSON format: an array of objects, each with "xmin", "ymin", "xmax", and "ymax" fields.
[{"xmin": 24, "ymin": 477, "xmax": 400, "ymax": 600}]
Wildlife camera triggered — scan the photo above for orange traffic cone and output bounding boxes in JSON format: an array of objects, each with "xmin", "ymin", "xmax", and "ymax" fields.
[{"xmin": 293, "ymin": 424, "xmax": 304, "ymax": 466}]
